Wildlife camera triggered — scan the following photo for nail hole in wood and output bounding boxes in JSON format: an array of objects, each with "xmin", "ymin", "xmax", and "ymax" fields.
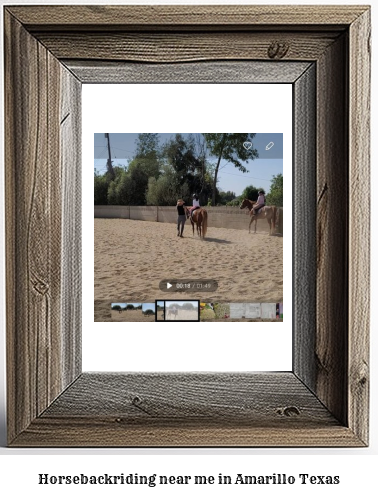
[
  {"xmin": 32, "ymin": 279, "xmax": 49, "ymax": 295},
  {"xmin": 277, "ymin": 406, "xmax": 300, "ymax": 416},
  {"xmin": 132, "ymin": 396, "xmax": 141, "ymax": 405},
  {"xmin": 268, "ymin": 41, "xmax": 289, "ymax": 59}
]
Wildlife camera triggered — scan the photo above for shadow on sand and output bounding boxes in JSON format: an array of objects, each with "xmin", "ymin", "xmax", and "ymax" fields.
[{"xmin": 201, "ymin": 237, "xmax": 232, "ymax": 244}]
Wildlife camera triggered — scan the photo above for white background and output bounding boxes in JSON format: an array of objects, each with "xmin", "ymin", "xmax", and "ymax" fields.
[
  {"xmin": 0, "ymin": 0, "xmax": 377, "ymax": 498},
  {"xmin": 83, "ymin": 84, "xmax": 292, "ymax": 372}
]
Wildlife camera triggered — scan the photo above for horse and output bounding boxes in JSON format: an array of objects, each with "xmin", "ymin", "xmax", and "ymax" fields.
[
  {"xmin": 167, "ymin": 308, "xmax": 178, "ymax": 319},
  {"xmin": 239, "ymin": 199, "xmax": 277, "ymax": 235},
  {"xmin": 187, "ymin": 207, "xmax": 208, "ymax": 239}
]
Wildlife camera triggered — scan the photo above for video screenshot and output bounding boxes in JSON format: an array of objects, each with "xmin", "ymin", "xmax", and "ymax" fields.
[{"xmin": 94, "ymin": 133, "xmax": 283, "ymax": 322}]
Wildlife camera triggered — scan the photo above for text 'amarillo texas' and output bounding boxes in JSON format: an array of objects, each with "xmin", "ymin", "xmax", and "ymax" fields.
[{"xmin": 39, "ymin": 473, "xmax": 340, "ymax": 486}]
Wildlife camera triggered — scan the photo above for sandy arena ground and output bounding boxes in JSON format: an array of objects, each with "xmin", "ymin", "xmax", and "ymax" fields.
[
  {"xmin": 165, "ymin": 309, "xmax": 199, "ymax": 321},
  {"xmin": 110, "ymin": 309, "xmax": 155, "ymax": 322},
  {"xmin": 94, "ymin": 219, "xmax": 283, "ymax": 308},
  {"xmin": 95, "ymin": 219, "xmax": 283, "ymax": 307}
]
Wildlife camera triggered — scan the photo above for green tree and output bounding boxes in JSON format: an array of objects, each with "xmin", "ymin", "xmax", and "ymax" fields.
[
  {"xmin": 266, "ymin": 174, "xmax": 283, "ymax": 207},
  {"xmin": 94, "ymin": 171, "xmax": 110, "ymax": 205},
  {"xmin": 226, "ymin": 197, "xmax": 242, "ymax": 207},
  {"xmin": 182, "ymin": 302, "xmax": 195, "ymax": 310},
  {"xmin": 113, "ymin": 170, "xmax": 132, "ymax": 205},
  {"xmin": 111, "ymin": 304, "xmax": 122, "ymax": 311},
  {"xmin": 203, "ymin": 133, "xmax": 259, "ymax": 205},
  {"xmin": 146, "ymin": 166, "xmax": 185, "ymax": 206},
  {"xmin": 134, "ymin": 133, "xmax": 161, "ymax": 178},
  {"xmin": 163, "ymin": 134, "xmax": 200, "ymax": 178},
  {"xmin": 127, "ymin": 161, "xmax": 149, "ymax": 205},
  {"xmin": 104, "ymin": 166, "xmax": 127, "ymax": 205},
  {"xmin": 162, "ymin": 133, "xmax": 209, "ymax": 202},
  {"xmin": 143, "ymin": 309, "xmax": 154, "ymax": 315},
  {"xmin": 115, "ymin": 134, "xmax": 162, "ymax": 205},
  {"xmin": 241, "ymin": 185, "xmax": 262, "ymax": 202},
  {"xmin": 135, "ymin": 133, "xmax": 160, "ymax": 158},
  {"xmin": 107, "ymin": 180, "xmax": 118, "ymax": 205},
  {"xmin": 169, "ymin": 303, "xmax": 180, "ymax": 309},
  {"xmin": 217, "ymin": 190, "xmax": 236, "ymax": 205}
]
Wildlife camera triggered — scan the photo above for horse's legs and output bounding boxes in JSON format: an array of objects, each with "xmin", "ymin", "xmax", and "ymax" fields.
[
  {"xmin": 191, "ymin": 220, "xmax": 194, "ymax": 236},
  {"xmin": 249, "ymin": 217, "xmax": 253, "ymax": 233},
  {"xmin": 254, "ymin": 219, "xmax": 257, "ymax": 234}
]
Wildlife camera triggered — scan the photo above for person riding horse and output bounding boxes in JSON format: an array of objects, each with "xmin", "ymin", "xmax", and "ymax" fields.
[
  {"xmin": 185, "ymin": 194, "xmax": 208, "ymax": 239},
  {"xmin": 239, "ymin": 198, "xmax": 276, "ymax": 235},
  {"xmin": 188, "ymin": 194, "xmax": 200, "ymax": 218},
  {"xmin": 252, "ymin": 191, "xmax": 266, "ymax": 215}
]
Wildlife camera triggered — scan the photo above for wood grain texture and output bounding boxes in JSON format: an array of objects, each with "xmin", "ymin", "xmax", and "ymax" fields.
[
  {"xmin": 5, "ymin": 11, "xmax": 81, "ymax": 444},
  {"xmin": 41, "ymin": 373, "xmax": 336, "ymax": 422},
  {"xmin": 60, "ymin": 69, "xmax": 82, "ymax": 389},
  {"xmin": 11, "ymin": 420, "xmax": 363, "ymax": 448},
  {"xmin": 316, "ymin": 34, "xmax": 348, "ymax": 425},
  {"xmin": 66, "ymin": 60, "xmax": 311, "ymax": 84},
  {"xmin": 37, "ymin": 32, "xmax": 339, "ymax": 63},
  {"xmin": 5, "ymin": 12, "xmax": 62, "ymax": 442},
  {"xmin": 348, "ymin": 9, "xmax": 370, "ymax": 445},
  {"xmin": 11, "ymin": 373, "xmax": 363, "ymax": 447},
  {"xmin": 7, "ymin": 5, "xmax": 367, "ymax": 29},
  {"xmin": 293, "ymin": 65, "xmax": 316, "ymax": 390}
]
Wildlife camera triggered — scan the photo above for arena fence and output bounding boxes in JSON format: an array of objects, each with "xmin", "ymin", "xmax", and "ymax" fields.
[{"xmin": 94, "ymin": 205, "xmax": 283, "ymax": 234}]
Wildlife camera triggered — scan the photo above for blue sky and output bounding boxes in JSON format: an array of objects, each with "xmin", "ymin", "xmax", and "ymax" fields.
[
  {"xmin": 142, "ymin": 303, "xmax": 156, "ymax": 312},
  {"xmin": 94, "ymin": 133, "xmax": 283, "ymax": 195}
]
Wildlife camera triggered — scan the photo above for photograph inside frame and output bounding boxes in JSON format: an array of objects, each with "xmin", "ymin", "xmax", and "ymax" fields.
[{"xmin": 94, "ymin": 133, "xmax": 283, "ymax": 322}]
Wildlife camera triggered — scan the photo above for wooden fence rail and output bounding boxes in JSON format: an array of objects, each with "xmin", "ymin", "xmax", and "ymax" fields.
[{"xmin": 94, "ymin": 205, "xmax": 283, "ymax": 234}]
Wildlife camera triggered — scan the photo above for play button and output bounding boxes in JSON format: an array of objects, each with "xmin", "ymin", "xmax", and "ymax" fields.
[{"xmin": 159, "ymin": 279, "xmax": 218, "ymax": 293}]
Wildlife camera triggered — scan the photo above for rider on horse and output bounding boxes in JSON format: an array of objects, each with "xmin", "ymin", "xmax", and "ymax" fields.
[
  {"xmin": 188, "ymin": 194, "xmax": 200, "ymax": 219},
  {"xmin": 187, "ymin": 195, "xmax": 208, "ymax": 239},
  {"xmin": 252, "ymin": 191, "xmax": 266, "ymax": 215}
]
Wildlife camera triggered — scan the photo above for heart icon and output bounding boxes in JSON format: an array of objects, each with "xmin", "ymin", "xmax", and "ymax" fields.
[{"xmin": 243, "ymin": 141, "xmax": 252, "ymax": 150}]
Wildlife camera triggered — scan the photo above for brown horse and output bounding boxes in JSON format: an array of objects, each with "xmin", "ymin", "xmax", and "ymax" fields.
[
  {"xmin": 188, "ymin": 207, "xmax": 208, "ymax": 239},
  {"xmin": 239, "ymin": 199, "xmax": 277, "ymax": 235}
]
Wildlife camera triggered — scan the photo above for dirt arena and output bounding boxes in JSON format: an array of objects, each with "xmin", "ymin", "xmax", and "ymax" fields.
[
  {"xmin": 165, "ymin": 309, "xmax": 199, "ymax": 321},
  {"xmin": 110, "ymin": 309, "xmax": 155, "ymax": 322},
  {"xmin": 94, "ymin": 218, "xmax": 283, "ymax": 309}
]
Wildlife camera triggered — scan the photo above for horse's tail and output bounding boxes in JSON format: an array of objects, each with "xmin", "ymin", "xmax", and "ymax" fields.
[
  {"xmin": 202, "ymin": 209, "xmax": 208, "ymax": 239},
  {"xmin": 272, "ymin": 206, "xmax": 277, "ymax": 231}
]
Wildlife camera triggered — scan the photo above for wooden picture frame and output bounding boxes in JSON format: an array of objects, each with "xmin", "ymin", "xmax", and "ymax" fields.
[{"xmin": 5, "ymin": 5, "xmax": 370, "ymax": 447}]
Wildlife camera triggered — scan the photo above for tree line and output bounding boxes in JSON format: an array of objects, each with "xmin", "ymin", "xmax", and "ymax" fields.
[
  {"xmin": 112, "ymin": 304, "xmax": 142, "ymax": 310},
  {"xmin": 94, "ymin": 133, "xmax": 283, "ymax": 207}
]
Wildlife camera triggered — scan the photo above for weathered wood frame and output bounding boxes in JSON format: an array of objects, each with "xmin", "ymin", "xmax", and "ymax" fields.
[{"xmin": 4, "ymin": 5, "xmax": 370, "ymax": 447}]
